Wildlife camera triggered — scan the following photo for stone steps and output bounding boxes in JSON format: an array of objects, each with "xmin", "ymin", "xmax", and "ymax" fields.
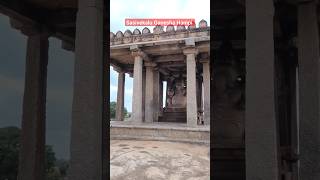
[
  {"xmin": 159, "ymin": 111, "xmax": 186, "ymax": 123},
  {"xmin": 110, "ymin": 121, "xmax": 210, "ymax": 144}
]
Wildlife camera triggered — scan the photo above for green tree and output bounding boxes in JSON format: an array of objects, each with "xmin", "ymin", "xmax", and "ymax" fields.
[
  {"xmin": 110, "ymin": 101, "xmax": 116, "ymax": 119},
  {"xmin": 0, "ymin": 127, "xmax": 58, "ymax": 180},
  {"xmin": 110, "ymin": 101, "xmax": 129, "ymax": 119}
]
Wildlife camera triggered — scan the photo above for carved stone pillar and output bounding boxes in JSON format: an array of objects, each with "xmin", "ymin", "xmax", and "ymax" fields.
[
  {"xmin": 68, "ymin": 0, "xmax": 105, "ymax": 179},
  {"xmin": 183, "ymin": 40, "xmax": 198, "ymax": 126},
  {"xmin": 159, "ymin": 79, "xmax": 163, "ymax": 117},
  {"xmin": 17, "ymin": 31, "xmax": 49, "ymax": 180},
  {"xmin": 153, "ymin": 68, "xmax": 160, "ymax": 122},
  {"xmin": 201, "ymin": 58, "xmax": 210, "ymax": 125},
  {"xmin": 298, "ymin": 1, "xmax": 320, "ymax": 179},
  {"xmin": 131, "ymin": 48, "xmax": 144, "ymax": 122},
  {"xmin": 145, "ymin": 62, "xmax": 157, "ymax": 122},
  {"xmin": 115, "ymin": 68, "xmax": 125, "ymax": 121},
  {"xmin": 246, "ymin": 0, "xmax": 280, "ymax": 179}
]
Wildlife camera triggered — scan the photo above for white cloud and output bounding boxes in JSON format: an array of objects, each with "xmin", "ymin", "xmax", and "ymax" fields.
[
  {"xmin": 110, "ymin": 84, "xmax": 117, "ymax": 92},
  {"xmin": 125, "ymin": 87, "xmax": 133, "ymax": 96}
]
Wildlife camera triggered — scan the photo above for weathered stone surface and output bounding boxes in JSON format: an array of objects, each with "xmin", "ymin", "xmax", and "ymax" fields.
[
  {"xmin": 153, "ymin": 25, "xmax": 164, "ymax": 34},
  {"xmin": 116, "ymin": 71, "xmax": 125, "ymax": 121},
  {"xmin": 131, "ymin": 52, "xmax": 144, "ymax": 122},
  {"xmin": 142, "ymin": 27, "xmax": 150, "ymax": 34},
  {"xmin": 110, "ymin": 140, "xmax": 209, "ymax": 180},
  {"xmin": 110, "ymin": 32, "xmax": 115, "ymax": 40},
  {"xmin": 176, "ymin": 25, "xmax": 186, "ymax": 31},
  {"xmin": 298, "ymin": 2, "xmax": 320, "ymax": 179},
  {"xmin": 202, "ymin": 61, "xmax": 210, "ymax": 125},
  {"xmin": 166, "ymin": 25, "xmax": 175, "ymax": 32},
  {"xmin": 145, "ymin": 66, "xmax": 155, "ymax": 123},
  {"xmin": 184, "ymin": 47, "xmax": 198, "ymax": 127},
  {"xmin": 246, "ymin": 0, "xmax": 279, "ymax": 179},
  {"xmin": 124, "ymin": 29, "xmax": 132, "ymax": 37},
  {"xmin": 133, "ymin": 28, "xmax": 141, "ymax": 35},
  {"xmin": 68, "ymin": 0, "xmax": 105, "ymax": 179},
  {"xmin": 110, "ymin": 121, "xmax": 209, "ymax": 143},
  {"xmin": 116, "ymin": 30, "xmax": 123, "ymax": 38}
]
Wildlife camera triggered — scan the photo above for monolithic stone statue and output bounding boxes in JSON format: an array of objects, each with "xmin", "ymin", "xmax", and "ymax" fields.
[{"xmin": 171, "ymin": 79, "xmax": 187, "ymax": 108}]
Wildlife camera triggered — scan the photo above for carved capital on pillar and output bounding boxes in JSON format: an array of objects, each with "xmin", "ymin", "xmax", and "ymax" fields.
[{"xmin": 130, "ymin": 46, "xmax": 150, "ymax": 61}]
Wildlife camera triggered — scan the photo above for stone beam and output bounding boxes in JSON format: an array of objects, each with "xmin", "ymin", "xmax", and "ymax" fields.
[
  {"xmin": 46, "ymin": 9, "xmax": 77, "ymax": 28},
  {"xmin": 110, "ymin": 36, "xmax": 210, "ymax": 49},
  {"xmin": 154, "ymin": 54, "xmax": 186, "ymax": 62},
  {"xmin": 158, "ymin": 68, "xmax": 170, "ymax": 76},
  {"xmin": 0, "ymin": 0, "xmax": 39, "ymax": 27},
  {"xmin": 158, "ymin": 62, "xmax": 186, "ymax": 67}
]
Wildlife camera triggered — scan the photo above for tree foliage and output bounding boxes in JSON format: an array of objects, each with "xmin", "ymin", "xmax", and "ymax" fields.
[
  {"xmin": 110, "ymin": 101, "xmax": 129, "ymax": 119},
  {"xmin": 0, "ymin": 126, "xmax": 64, "ymax": 180}
]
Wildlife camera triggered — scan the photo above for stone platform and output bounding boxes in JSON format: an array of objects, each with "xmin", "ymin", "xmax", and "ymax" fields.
[
  {"xmin": 110, "ymin": 140, "xmax": 210, "ymax": 180},
  {"xmin": 110, "ymin": 121, "xmax": 210, "ymax": 144}
]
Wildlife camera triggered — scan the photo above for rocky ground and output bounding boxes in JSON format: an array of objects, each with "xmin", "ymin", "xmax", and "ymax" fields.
[{"xmin": 110, "ymin": 140, "xmax": 210, "ymax": 180}]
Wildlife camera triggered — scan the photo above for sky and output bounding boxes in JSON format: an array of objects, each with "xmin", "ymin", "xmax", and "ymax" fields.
[{"xmin": 0, "ymin": 0, "xmax": 209, "ymax": 159}]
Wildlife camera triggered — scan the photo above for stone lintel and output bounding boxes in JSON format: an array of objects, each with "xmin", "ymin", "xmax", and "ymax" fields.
[
  {"xmin": 144, "ymin": 62, "xmax": 157, "ymax": 67},
  {"xmin": 183, "ymin": 47, "xmax": 198, "ymax": 56},
  {"xmin": 185, "ymin": 37, "xmax": 195, "ymax": 46},
  {"xmin": 199, "ymin": 59, "xmax": 210, "ymax": 63}
]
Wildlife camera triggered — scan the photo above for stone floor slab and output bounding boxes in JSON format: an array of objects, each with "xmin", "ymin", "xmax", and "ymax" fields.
[{"xmin": 110, "ymin": 140, "xmax": 210, "ymax": 180}]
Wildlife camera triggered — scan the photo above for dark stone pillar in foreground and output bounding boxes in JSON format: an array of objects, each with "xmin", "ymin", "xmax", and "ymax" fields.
[
  {"xmin": 17, "ymin": 33, "xmax": 48, "ymax": 180},
  {"xmin": 298, "ymin": 1, "xmax": 320, "ymax": 179},
  {"xmin": 245, "ymin": 0, "xmax": 280, "ymax": 179},
  {"xmin": 68, "ymin": 0, "xmax": 105, "ymax": 179}
]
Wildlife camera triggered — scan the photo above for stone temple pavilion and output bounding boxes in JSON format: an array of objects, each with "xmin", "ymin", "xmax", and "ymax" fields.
[{"xmin": 110, "ymin": 21, "xmax": 210, "ymax": 126}]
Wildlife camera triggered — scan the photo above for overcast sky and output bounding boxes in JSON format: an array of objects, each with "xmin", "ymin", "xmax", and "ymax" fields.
[{"xmin": 0, "ymin": 0, "xmax": 209, "ymax": 159}]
